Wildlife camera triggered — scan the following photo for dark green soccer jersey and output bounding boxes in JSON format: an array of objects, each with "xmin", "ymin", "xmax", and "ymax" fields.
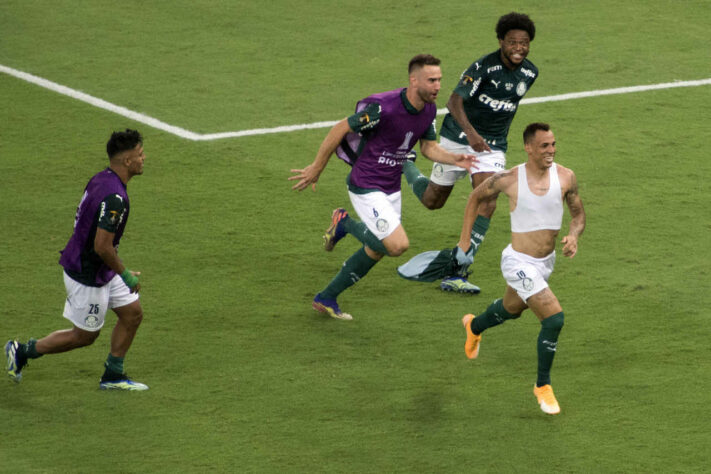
[{"xmin": 440, "ymin": 50, "xmax": 538, "ymax": 152}]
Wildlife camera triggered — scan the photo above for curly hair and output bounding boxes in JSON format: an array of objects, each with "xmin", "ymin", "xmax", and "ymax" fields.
[{"xmin": 496, "ymin": 12, "xmax": 535, "ymax": 41}]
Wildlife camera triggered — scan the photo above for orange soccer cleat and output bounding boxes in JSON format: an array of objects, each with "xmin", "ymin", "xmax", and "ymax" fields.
[
  {"xmin": 533, "ymin": 384, "xmax": 561, "ymax": 415},
  {"xmin": 461, "ymin": 314, "xmax": 482, "ymax": 359}
]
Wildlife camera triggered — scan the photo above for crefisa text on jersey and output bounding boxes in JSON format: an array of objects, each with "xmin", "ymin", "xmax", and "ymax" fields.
[
  {"xmin": 478, "ymin": 94, "xmax": 517, "ymax": 112},
  {"xmin": 520, "ymin": 68, "xmax": 536, "ymax": 79}
]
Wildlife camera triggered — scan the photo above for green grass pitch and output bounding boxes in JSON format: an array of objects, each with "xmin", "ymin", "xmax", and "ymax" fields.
[{"xmin": 1, "ymin": 1, "xmax": 710, "ymax": 472}]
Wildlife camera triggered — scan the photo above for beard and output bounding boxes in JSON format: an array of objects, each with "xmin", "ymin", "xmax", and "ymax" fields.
[{"xmin": 418, "ymin": 88, "xmax": 437, "ymax": 104}]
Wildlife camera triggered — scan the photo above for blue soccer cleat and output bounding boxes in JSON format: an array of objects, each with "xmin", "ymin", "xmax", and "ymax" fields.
[
  {"xmin": 5, "ymin": 340, "xmax": 26, "ymax": 383},
  {"xmin": 440, "ymin": 276, "xmax": 481, "ymax": 294},
  {"xmin": 100, "ymin": 374, "xmax": 149, "ymax": 391},
  {"xmin": 323, "ymin": 208, "xmax": 349, "ymax": 251},
  {"xmin": 312, "ymin": 294, "xmax": 353, "ymax": 321}
]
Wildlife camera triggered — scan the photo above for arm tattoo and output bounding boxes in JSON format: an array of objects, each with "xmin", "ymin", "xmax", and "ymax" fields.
[
  {"xmin": 565, "ymin": 176, "xmax": 581, "ymax": 211},
  {"xmin": 567, "ymin": 179, "xmax": 579, "ymax": 198},
  {"xmin": 487, "ymin": 169, "xmax": 513, "ymax": 191},
  {"xmin": 565, "ymin": 174, "xmax": 586, "ymax": 236}
]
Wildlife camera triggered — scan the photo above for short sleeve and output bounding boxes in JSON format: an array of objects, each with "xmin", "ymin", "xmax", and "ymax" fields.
[
  {"xmin": 347, "ymin": 102, "xmax": 382, "ymax": 134},
  {"xmin": 452, "ymin": 61, "xmax": 486, "ymax": 99},
  {"xmin": 97, "ymin": 194, "xmax": 127, "ymax": 233},
  {"xmin": 422, "ymin": 119, "xmax": 437, "ymax": 141}
]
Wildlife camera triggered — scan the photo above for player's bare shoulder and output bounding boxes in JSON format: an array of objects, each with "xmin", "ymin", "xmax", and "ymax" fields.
[
  {"xmin": 555, "ymin": 164, "xmax": 578, "ymax": 194},
  {"xmin": 486, "ymin": 167, "xmax": 517, "ymax": 194}
]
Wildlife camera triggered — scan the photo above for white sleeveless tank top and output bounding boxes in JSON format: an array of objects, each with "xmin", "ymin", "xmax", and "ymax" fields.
[{"xmin": 510, "ymin": 163, "xmax": 563, "ymax": 233}]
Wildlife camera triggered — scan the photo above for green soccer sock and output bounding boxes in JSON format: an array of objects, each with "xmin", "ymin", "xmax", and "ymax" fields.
[
  {"xmin": 536, "ymin": 312, "xmax": 565, "ymax": 387},
  {"xmin": 320, "ymin": 247, "xmax": 379, "ymax": 299},
  {"xmin": 25, "ymin": 338, "xmax": 43, "ymax": 359},
  {"xmin": 468, "ymin": 215, "xmax": 490, "ymax": 258},
  {"xmin": 471, "ymin": 298, "xmax": 521, "ymax": 335},
  {"xmin": 105, "ymin": 353, "xmax": 125, "ymax": 375},
  {"xmin": 342, "ymin": 216, "xmax": 389, "ymax": 255},
  {"xmin": 402, "ymin": 160, "xmax": 430, "ymax": 201}
]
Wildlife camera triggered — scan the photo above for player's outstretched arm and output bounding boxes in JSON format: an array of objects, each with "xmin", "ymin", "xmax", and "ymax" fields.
[
  {"xmin": 562, "ymin": 170, "xmax": 586, "ymax": 258},
  {"xmin": 289, "ymin": 119, "xmax": 352, "ymax": 192},
  {"xmin": 419, "ymin": 139, "xmax": 478, "ymax": 170}
]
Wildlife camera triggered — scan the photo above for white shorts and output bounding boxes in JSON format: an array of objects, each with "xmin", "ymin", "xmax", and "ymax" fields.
[
  {"xmin": 62, "ymin": 271, "xmax": 139, "ymax": 332},
  {"xmin": 430, "ymin": 136, "xmax": 507, "ymax": 186},
  {"xmin": 348, "ymin": 190, "xmax": 402, "ymax": 240},
  {"xmin": 500, "ymin": 244, "xmax": 556, "ymax": 301}
]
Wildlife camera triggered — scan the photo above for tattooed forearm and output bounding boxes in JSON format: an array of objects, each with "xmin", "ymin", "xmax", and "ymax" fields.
[
  {"xmin": 564, "ymin": 172, "xmax": 585, "ymax": 236},
  {"xmin": 566, "ymin": 196, "xmax": 586, "ymax": 237}
]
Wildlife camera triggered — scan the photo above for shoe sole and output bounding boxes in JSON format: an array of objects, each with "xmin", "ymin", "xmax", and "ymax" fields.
[
  {"xmin": 441, "ymin": 285, "xmax": 481, "ymax": 294},
  {"xmin": 5, "ymin": 341, "xmax": 22, "ymax": 383},
  {"xmin": 312, "ymin": 302, "xmax": 353, "ymax": 321},
  {"xmin": 538, "ymin": 402, "xmax": 560, "ymax": 415},
  {"xmin": 324, "ymin": 209, "xmax": 346, "ymax": 251},
  {"xmin": 323, "ymin": 233, "xmax": 336, "ymax": 251},
  {"xmin": 100, "ymin": 381, "xmax": 149, "ymax": 391}
]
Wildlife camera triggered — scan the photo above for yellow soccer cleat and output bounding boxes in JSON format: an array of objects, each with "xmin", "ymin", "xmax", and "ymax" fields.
[
  {"xmin": 533, "ymin": 384, "xmax": 561, "ymax": 415},
  {"xmin": 312, "ymin": 294, "xmax": 353, "ymax": 321},
  {"xmin": 462, "ymin": 314, "xmax": 482, "ymax": 359}
]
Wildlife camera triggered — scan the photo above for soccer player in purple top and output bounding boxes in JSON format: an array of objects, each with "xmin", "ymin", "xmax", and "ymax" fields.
[
  {"xmin": 5, "ymin": 129, "xmax": 149, "ymax": 390},
  {"xmin": 290, "ymin": 54, "xmax": 477, "ymax": 320}
]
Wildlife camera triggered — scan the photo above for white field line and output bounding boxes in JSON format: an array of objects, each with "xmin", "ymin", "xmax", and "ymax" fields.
[
  {"xmin": 0, "ymin": 64, "xmax": 201, "ymax": 141},
  {"xmin": 2, "ymin": 63, "xmax": 710, "ymax": 141}
]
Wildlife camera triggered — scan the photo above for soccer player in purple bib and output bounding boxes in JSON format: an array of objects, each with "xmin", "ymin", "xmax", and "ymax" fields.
[
  {"xmin": 5, "ymin": 129, "xmax": 149, "ymax": 390},
  {"xmin": 290, "ymin": 54, "xmax": 477, "ymax": 320}
]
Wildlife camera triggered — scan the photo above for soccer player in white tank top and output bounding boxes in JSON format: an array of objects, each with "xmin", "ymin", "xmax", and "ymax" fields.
[{"xmin": 456, "ymin": 122, "xmax": 586, "ymax": 415}]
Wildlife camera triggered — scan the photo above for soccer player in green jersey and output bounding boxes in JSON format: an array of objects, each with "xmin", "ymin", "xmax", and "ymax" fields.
[{"xmin": 402, "ymin": 12, "xmax": 538, "ymax": 294}]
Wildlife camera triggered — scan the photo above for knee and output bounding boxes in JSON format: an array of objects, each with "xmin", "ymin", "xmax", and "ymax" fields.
[
  {"xmin": 120, "ymin": 307, "xmax": 144, "ymax": 330},
  {"xmin": 422, "ymin": 197, "xmax": 445, "ymax": 210},
  {"xmin": 542, "ymin": 312, "xmax": 564, "ymax": 330},
  {"xmin": 495, "ymin": 298, "xmax": 522, "ymax": 320},
  {"xmin": 382, "ymin": 229, "xmax": 409, "ymax": 257},
  {"xmin": 126, "ymin": 308, "xmax": 144, "ymax": 329},
  {"xmin": 422, "ymin": 186, "xmax": 449, "ymax": 210},
  {"xmin": 75, "ymin": 328, "xmax": 101, "ymax": 347},
  {"xmin": 502, "ymin": 296, "xmax": 527, "ymax": 317},
  {"xmin": 387, "ymin": 241, "xmax": 409, "ymax": 257}
]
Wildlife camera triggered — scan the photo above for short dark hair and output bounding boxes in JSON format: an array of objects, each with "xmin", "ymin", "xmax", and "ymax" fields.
[
  {"xmin": 496, "ymin": 12, "xmax": 535, "ymax": 41},
  {"xmin": 408, "ymin": 54, "xmax": 441, "ymax": 74},
  {"xmin": 106, "ymin": 129, "xmax": 143, "ymax": 159},
  {"xmin": 523, "ymin": 122, "xmax": 550, "ymax": 143}
]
